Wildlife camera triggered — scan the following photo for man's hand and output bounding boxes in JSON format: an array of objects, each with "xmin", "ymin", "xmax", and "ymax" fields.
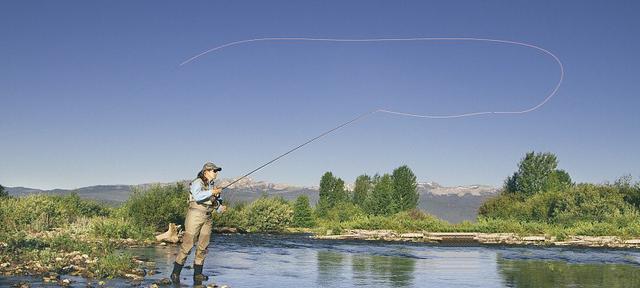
[{"xmin": 212, "ymin": 188, "xmax": 222, "ymax": 197}]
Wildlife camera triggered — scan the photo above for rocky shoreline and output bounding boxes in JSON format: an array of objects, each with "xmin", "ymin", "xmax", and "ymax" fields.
[{"xmin": 313, "ymin": 229, "xmax": 640, "ymax": 249}]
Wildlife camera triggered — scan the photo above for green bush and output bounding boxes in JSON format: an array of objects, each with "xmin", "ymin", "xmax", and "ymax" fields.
[
  {"xmin": 0, "ymin": 193, "xmax": 111, "ymax": 233},
  {"xmin": 120, "ymin": 184, "xmax": 189, "ymax": 231},
  {"xmin": 3, "ymin": 195, "xmax": 65, "ymax": 232},
  {"xmin": 212, "ymin": 202, "xmax": 248, "ymax": 229},
  {"xmin": 48, "ymin": 233, "xmax": 93, "ymax": 254},
  {"xmin": 552, "ymin": 184, "xmax": 638, "ymax": 224},
  {"xmin": 245, "ymin": 197, "xmax": 293, "ymax": 232},
  {"xmin": 90, "ymin": 217, "xmax": 154, "ymax": 240},
  {"xmin": 93, "ymin": 252, "xmax": 135, "ymax": 278},
  {"xmin": 325, "ymin": 202, "xmax": 364, "ymax": 223}
]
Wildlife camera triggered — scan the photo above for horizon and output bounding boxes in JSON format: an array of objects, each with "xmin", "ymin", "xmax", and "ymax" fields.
[
  {"xmin": 2, "ymin": 1, "xmax": 639, "ymax": 190},
  {"xmin": 4, "ymin": 174, "xmax": 499, "ymax": 191}
]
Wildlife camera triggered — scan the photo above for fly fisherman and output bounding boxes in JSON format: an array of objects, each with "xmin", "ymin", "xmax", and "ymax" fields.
[{"xmin": 171, "ymin": 162, "xmax": 227, "ymax": 284}]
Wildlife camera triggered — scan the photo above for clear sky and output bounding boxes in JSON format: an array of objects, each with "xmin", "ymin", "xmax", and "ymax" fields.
[{"xmin": 1, "ymin": 1, "xmax": 639, "ymax": 189}]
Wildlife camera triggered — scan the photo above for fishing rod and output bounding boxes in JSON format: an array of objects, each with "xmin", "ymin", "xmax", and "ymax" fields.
[
  {"xmin": 219, "ymin": 109, "xmax": 380, "ymax": 191},
  {"xmin": 184, "ymin": 37, "xmax": 564, "ymax": 193}
]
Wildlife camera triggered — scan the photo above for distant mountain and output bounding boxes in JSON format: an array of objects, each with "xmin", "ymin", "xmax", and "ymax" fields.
[{"xmin": 5, "ymin": 179, "xmax": 498, "ymax": 223}]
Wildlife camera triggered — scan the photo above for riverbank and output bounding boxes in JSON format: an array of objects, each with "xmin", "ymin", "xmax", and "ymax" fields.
[{"xmin": 311, "ymin": 229, "xmax": 640, "ymax": 249}]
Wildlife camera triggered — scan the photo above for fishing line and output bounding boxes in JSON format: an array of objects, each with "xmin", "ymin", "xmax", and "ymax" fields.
[{"xmin": 180, "ymin": 37, "xmax": 564, "ymax": 190}]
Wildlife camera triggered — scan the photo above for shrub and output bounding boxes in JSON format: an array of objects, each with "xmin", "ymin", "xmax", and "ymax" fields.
[
  {"xmin": 245, "ymin": 197, "xmax": 293, "ymax": 232},
  {"xmin": 212, "ymin": 202, "xmax": 248, "ymax": 229},
  {"xmin": 120, "ymin": 184, "xmax": 188, "ymax": 231},
  {"xmin": 325, "ymin": 202, "xmax": 364, "ymax": 223},
  {"xmin": 93, "ymin": 252, "xmax": 135, "ymax": 278},
  {"xmin": 552, "ymin": 184, "xmax": 638, "ymax": 224},
  {"xmin": 90, "ymin": 217, "xmax": 154, "ymax": 240}
]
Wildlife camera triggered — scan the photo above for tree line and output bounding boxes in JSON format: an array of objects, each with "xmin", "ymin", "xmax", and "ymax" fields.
[{"xmin": 291, "ymin": 165, "xmax": 420, "ymax": 227}]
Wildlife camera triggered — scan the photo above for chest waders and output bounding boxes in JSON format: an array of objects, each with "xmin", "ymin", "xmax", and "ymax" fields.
[{"xmin": 171, "ymin": 178, "xmax": 217, "ymax": 284}]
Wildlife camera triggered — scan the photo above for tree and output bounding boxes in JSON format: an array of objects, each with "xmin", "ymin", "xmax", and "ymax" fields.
[
  {"xmin": 548, "ymin": 169, "xmax": 573, "ymax": 191},
  {"xmin": 0, "ymin": 184, "xmax": 7, "ymax": 198},
  {"xmin": 391, "ymin": 165, "xmax": 419, "ymax": 213},
  {"xmin": 317, "ymin": 172, "xmax": 349, "ymax": 217},
  {"xmin": 364, "ymin": 174, "xmax": 394, "ymax": 216},
  {"xmin": 615, "ymin": 175, "xmax": 640, "ymax": 210},
  {"xmin": 352, "ymin": 175, "xmax": 372, "ymax": 208},
  {"xmin": 317, "ymin": 172, "xmax": 336, "ymax": 216},
  {"xmin": 292, "ymin": 195, "xmax": 315, "ymax": 227},
  {"xmin": 505, "ymin": 152, "xmax": 563, "ymax": 197}
]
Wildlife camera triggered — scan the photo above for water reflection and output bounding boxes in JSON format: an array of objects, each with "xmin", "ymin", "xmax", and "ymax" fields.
[
  {"xmin": 497, "ymin": 256, "xmax": 640, "ymax": 288},
  {"xmin": 317, "ymin": 250, "xmax": 415, "ymax": 287}
]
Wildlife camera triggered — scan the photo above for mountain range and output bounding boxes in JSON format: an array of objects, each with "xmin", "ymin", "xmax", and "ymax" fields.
[{"xmin": 5, "ymin": 179, "xmax": 499, "ymax": 223}]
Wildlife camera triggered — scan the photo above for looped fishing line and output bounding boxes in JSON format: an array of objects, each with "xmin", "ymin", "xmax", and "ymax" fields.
[{"xmin": 180, "ymin": 37, "xmax": 564, "ymax": 190}]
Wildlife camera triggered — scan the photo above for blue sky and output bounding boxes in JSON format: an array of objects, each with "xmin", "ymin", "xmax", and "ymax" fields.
[{"xmin": 1, "ymin": 1, "xmax": 639, "ymax": 189}]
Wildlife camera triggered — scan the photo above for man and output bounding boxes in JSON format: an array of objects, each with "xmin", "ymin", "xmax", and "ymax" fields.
[{"xmin": 171, "ymin": 162, "xmax": 226, "ymax": 284}]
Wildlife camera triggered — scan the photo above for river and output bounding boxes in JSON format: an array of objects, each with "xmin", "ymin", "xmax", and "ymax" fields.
[{"xmin": 2, "ymin": 234, "xmax": 640, "ymax": 287}]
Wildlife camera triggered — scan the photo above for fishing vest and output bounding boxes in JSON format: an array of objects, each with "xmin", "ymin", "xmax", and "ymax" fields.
[{"xmin": 189, "ymin": 178, "xmax": 214, "ymax": 206}]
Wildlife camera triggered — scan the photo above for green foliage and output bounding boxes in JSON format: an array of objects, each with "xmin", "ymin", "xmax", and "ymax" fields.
[
  {"xmin": 479, "ymin": 179, "xmax": 640, "ymax": 238},
  {"xmin": 245, "ymin": 197, "xmax": 293, "ymax": 232},
  {"xmin": 363, "ymin": 174, "xmax": 394, "ymax": 216},
  {"xmin": 120, "ymin": 183, "xmax": 188, "ymax": 231},
  {"xmin": 552, "ymin": 183, "xmax": 638, "ymax": 224},
  {"xmin": 292, "ymin": 195, "xmax": 315, "ymax": 227},
  {"xmin": 614, "ymin": 175, "xmax": 640, "ymax": 210},
  {"xmin": 352, "ymin": 174, "xmax": 372, "ymax": 208},
  {"xmin": 0, "ymin": 193, "xmax": 110, "ymax": 233},
  {"xmin": 391, "ymin": 165, "xmax": 419, "ymax": 213},
  {"xmin": 94, "ymin": 252, "xmax": 135, "ymax": 278},
  {"xmin": 324, "ymin": 202, "xmax": 365, "ymax": 222},
  {"xmin": 0, "ymin": 184, "xmax": 7, "ymax": 198},
  {"xmin": 317, "ymin": 172, "xmax": 349, "ymax": 216},
  {"xmin": 548, "ymin": 169, "xmax": 573, "ymax": 191},
  {"xmin": 47, "ymin": 233, "xmax": 93, "ymax": 254},
  {"xmin": 505, "ymin": 151, "xmax": 567, "ymax": 197},
  {"xmin": 212, "ymin": 201, "xmax": 248, "ymax": 229},
  {"xmin": 90, "ymin": 217, "xmax": 155, "ymax": 240}
]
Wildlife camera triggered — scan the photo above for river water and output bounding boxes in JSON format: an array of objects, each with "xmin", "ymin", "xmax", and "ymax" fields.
[{"xmin": 2, "ymin": 234, "xmax": 640, "ymax": 287}]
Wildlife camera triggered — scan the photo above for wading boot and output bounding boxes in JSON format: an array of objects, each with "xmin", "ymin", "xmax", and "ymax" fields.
[
  {"xmin": 170, "ymin": 262, "xmax": 183, "ymax": 284},
  {"xmin": 193, "ymin": 264, "xmax": 209, "ymax": 283}
]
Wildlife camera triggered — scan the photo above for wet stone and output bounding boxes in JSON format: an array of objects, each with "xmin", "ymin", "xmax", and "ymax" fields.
[{"xmin": 154, "ymin": 278, "xmax": 172, "ymax": 285}]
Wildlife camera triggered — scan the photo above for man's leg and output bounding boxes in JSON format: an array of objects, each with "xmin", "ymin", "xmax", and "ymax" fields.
[{"xmin": 194, "ymin": 212, "xmax": 213, "ymax": 282}]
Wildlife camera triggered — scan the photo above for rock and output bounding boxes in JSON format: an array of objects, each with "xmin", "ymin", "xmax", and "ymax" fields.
[
  {"xmin": 400, "ymin": 233, "xmax": 424, "ymax": 239},
  {"xmin": 206, "ymin": 285, "xmax": 219, "ymax": 288},
  {"xmin": 159, "ymin": 242, "xmax": 167, "ymax": 246},
  {"xmin": 59, "ymin": 279, "xmax": 72, "ymax": 286},
  {"xmin": 522, "ymin": 236, "xmax": 546, "ymax": 241},
  {"xmin": 125, "ymin": 273, "xmax": 144, "ymax": 282},
  {"xmin": 156, "ymin": 223, "xmax": 181, "ymax": 243},
  {"xmin": 131, "ymin": 268, "xmax": 146, "ymax": 276},
  {"xmin": 1, "ymin": 262, "xmax": 10, "ymax": 268},
  {"xmin": 98, "ymin": 280, "xmax": 106, "ymax": 286},
  {"xmin": 156, "ymin": 278, "xmax": 172, "ymax": 285},
  {"xmin": 42, "ymin": 272, "xmax": 60, "ymax": 282},
  {"xmin": 150, "ymin": 284, "xmax": 159, "ymax": 288},
  {"xmin": 14, "ymin": 281, "xmax": 30, "ymax": 288},
  {"xmin": 214, "ymin": 227, "xmax": 238, "ymax": 233}
]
